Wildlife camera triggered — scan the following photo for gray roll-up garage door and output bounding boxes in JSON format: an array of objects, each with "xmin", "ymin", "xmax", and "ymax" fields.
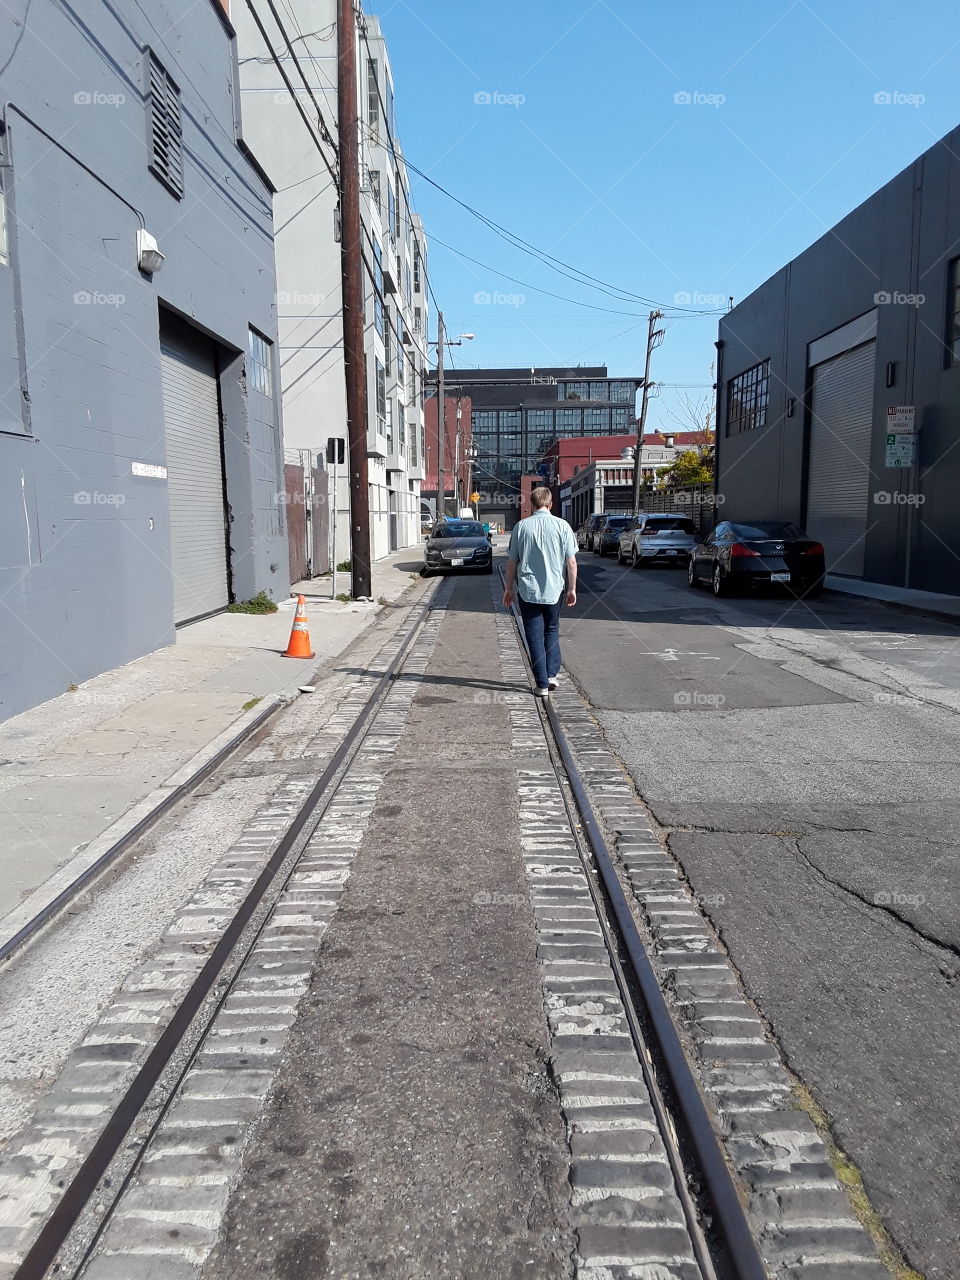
[
  {"xmin": 806, "ymin": 339, "xmax": 876, "ymax": 577},
  {"xmin": 160, "ymin": 323, "xmax": 229, "ymax": 623}
]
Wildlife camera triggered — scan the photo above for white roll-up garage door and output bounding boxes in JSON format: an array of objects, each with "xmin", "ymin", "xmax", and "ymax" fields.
[
  {"xmin": 806, "ymin": 340, "xmax": 876, "ymax": 577},
  {"xmin": 160, "ymin": 325, "xmax": 229, "ymax": 623}
]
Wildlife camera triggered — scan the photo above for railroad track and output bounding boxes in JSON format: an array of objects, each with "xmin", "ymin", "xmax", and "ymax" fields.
[
  {"xmin": 0, "ymin": 564, "xmax": 882, "ymax": 1279},
  {"xmin": 496, "ymin": 565, "xmax": 768, "ymax": 1280}
]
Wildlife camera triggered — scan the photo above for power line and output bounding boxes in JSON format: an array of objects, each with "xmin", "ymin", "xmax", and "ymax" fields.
[{"xmin": 427, "ymin": 233, "xmax": 664, "ymax": 317}]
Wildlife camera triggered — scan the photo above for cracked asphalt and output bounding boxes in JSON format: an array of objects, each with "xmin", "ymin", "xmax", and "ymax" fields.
[{"xmin": 563, "ymin": 556, "xmax": 960, "ymax": 1280}]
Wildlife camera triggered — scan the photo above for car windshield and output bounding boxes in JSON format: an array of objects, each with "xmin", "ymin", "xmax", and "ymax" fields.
[
  {"xmin": 731, "ymin": 522, "xmax": 805, "ymax": 540},
  {"xmin": 433, "ymin": 522, "xmax": 485, "ymax": 539},
  {"xmin": 604, "ymin": 517, "xmax": 631, "ymax": 528},
  {"xmin": 642, "ymin": 518, "xmax": 696, "ymax": 534}
]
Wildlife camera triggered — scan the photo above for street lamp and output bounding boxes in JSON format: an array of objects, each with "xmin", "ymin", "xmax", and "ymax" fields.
[{"xmin": 430, "ymin": 312, "xmax": 475, "ymax": 519}]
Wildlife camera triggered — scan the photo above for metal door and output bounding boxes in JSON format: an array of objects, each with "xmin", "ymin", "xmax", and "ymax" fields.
[
  {"xmin": 160, "ymin": 323, "xmax": 229, "ymax": 622},
  {"xmin": 806, "ymin": 340, "xmax": 876, "ymax": 577}
]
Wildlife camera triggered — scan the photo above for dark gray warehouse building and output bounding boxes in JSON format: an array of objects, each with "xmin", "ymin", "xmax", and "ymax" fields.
[
  {"xmin": 0, "ymin": 0, "xmax": 288, "ymax": 719},
  {"xmin": 716, "ymin": 123, "xmax": 960, "ymax": 594}
]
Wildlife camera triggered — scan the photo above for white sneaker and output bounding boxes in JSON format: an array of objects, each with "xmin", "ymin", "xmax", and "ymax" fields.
[
  {"xmin": 534, "ymin": 687, "xmax": 549, "ymax": 698},
  {"xmin": 548, "ymin": 676, "xmax": 560, "ymax": 690}
]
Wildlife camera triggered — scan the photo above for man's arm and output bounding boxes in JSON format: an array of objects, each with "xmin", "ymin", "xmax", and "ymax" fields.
[
  {"xmin": 565, "ymin": 554, "xmax": 577, "ymax": 607},
  {"xmin": 564, "ymin": 524, "xmax": 578, "ymax": 606},
  {"xmin": 502, "ymin": 555, "xmax": 518, "ymax": 607}
]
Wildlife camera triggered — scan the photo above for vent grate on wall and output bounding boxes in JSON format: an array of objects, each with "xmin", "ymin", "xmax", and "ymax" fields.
[{"xmin": 147, "ymin": 52, "xmax": 184, "ymax": 199}]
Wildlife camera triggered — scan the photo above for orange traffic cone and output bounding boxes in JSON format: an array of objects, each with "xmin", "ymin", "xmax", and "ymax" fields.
[{"xmin": 281, "ymin": 594, "xmax": 315, "ymax": 658}]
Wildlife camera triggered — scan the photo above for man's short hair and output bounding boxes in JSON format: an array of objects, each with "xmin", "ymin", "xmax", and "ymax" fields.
[{"xmin": 530, "ymin": 486, "xmax": 553, "ymax": 509}]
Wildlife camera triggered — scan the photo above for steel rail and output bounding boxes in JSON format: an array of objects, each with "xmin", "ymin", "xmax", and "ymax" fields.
[
  {"xmin": 13, "ymin": 584, "xmax": 442, "ymax": 1280},
  {"xmin": 498, "ymin": 564, "xmax": 768, "ymax": 1280}
]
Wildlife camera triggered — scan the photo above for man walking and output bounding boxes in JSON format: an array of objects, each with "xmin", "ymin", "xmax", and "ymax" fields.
[{"xmin": 502, "ymin": 487, "xmax": 577, "ymax": 697}]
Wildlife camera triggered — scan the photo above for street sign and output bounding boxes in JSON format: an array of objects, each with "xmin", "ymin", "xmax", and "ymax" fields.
[
  {"xmin": 885, "ymin": 433, "xmax": 915, "ymax": 468},
  {"xmin": 886, "ymin": 405, "xmax": 915, "ymax": 434}
]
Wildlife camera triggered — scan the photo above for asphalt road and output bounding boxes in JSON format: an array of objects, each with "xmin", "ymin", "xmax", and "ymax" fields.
[{"xmin": 561, "ymin": 552, "xmax": 960, "ymax": 1280}]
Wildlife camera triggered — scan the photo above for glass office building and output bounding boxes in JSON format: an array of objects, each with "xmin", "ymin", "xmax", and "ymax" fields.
[{"xmin": 439, "ymin": 368, "xmax": 641, "ymax": 501}]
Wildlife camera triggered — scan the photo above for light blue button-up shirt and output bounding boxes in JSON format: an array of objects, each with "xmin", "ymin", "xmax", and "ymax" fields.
[{"xmin": 508, "ymin": 510, "xmax": 578, "ymax": 604}]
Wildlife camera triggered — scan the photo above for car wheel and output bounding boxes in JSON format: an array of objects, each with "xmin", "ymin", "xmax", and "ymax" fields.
[
  {"xmin": 616, "ymin": 546, "xmax": 625, "ymax": 564},
  {"xmin": 687, "ymin": 557, "xmax": 698, "ymax": 588},
  {"xmin": 712, "ymin": 563, "xmax": 729, "ymax": 597},
  {"xmin": 631, "ymin": 546, "xmax": 641, "ymax": 569},
  {"xmin": 421, "ymin": 566, "xmax": 432, "ymax": 578}
]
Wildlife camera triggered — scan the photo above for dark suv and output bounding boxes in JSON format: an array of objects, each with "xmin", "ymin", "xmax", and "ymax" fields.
[
  {"xmin": 422, "ymin": 519, "xmax": 493, "ymax": 575},
  {"xmin": 593, "ymin": 513, "xmax": 633, "ymax": 555}
]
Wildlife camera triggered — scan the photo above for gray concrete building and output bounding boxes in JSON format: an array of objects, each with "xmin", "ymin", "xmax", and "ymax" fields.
[
  {"xmin": 0, "ymin": 0, "xmax": 289, "ymax": 720},
  {"xmin": 717, "ymin": 124, "xmax": 960, "ymax": 594},
  {"xmin": 234, "ymin": 3, "xmax": 429, "ymax": 563}
]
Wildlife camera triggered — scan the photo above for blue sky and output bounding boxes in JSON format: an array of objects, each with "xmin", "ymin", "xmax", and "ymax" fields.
[{"xmin": 376, "ymin": 0, "xmax": 958, "ymax": 432}]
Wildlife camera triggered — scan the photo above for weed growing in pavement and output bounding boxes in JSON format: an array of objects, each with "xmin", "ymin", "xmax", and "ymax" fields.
[
  {"xmin": 241, "ymin": 696, "xmax": 263, "ymax": 712},
  {"xmin": 335, "ymin": 592, "xmax": 352, "ymax": 602},
  {"xmin": 790, "ymin": 1082, "xmax": 923, "ymax": 1280},
  {"xmin": 336, "ymin": 559, "xmax": 352, "ymax": 572},
  {"xmin": 227, "ymin": 591, "xmax": 278, "ymax": 614}
]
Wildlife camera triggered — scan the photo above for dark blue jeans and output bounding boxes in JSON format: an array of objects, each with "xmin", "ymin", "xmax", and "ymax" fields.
[{"xmin": 518, "ymin": 595, "xmax": 563, "ymax": 690}]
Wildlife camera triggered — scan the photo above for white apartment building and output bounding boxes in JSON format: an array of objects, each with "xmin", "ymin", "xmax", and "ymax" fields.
[{"xmin": 233, "ymin": 3, "xmax": 428, "ymax": 564}]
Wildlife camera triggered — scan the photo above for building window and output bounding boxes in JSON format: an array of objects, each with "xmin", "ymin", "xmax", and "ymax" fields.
[
  {"xmin": 398, "ymin": 403, "xmax": 406, "ymax": 450},
  {"xmin": 248, "ymin": 328, "xmax": 273, "ymax": 396},
  {"xmin": 367, "ymin": 59, "xmax": 380, "ymax": 129},
  {"xmin": 385, "ymin": 397, "xmax": 394, "ymax": 450},
  {"xmin": 146, "ymin": 51, "xmax": 183, "ymax": 198},
  {"xmin": 0, "ymin": 185, "xmax": 8, "ymax": 268},
  {"xmin": 375, "ymin": 358, "xmax": 387, "ymax": 432},
  {"xmin": 947, "ymin": 258, "xmax": 960, "ymax": 366},
  {"xmin": 613, "ymin": 406, "xmax": 632, "ymax": 428},
  {"xmin": 388, "ymin": 186, "xmax": 396, "ymax": 243},
  {"xmin": 413, "ymin": 243, "xmax": 422, "ymax": 292},
  {"xmin": 367, "ymin": 168, "xmax": 381, "ymax": 213},
  {"xmin": 726, "ymin": 361, "xmax": 769, "ymax": 434},
  {"xmin": 373, "ymin": 241, "xmax": 386, "ymax": 337},
  {"xmin": 414, "ymin": 306, "xmax": 422, "ymax": 334}
]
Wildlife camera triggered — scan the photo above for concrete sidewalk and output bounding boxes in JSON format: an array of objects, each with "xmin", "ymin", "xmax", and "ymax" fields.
[
  {"xmin": 825, "ymin": 572, "xmax": 960, "ymax": 623},
  {"xmin": 0, "ymin": 545, "xmax": 426, "ymax": 949}
]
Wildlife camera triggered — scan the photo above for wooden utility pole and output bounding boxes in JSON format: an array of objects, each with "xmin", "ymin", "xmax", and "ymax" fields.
[
  {"xmin": 338, "ymin": 0, "xmax": 372, "ymax": 598},
  {"xmin": 436, "ymin": 310, "xmax": 446, "ymax": 520},
  {"xmin": 631, "ymin": 310, "xmax": 664, "ymax": 516}
]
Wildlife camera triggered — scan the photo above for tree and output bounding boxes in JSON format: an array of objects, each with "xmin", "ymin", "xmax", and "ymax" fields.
[{"xmin": 658, "ymin": 448, "xmax": 713, "ymax": 489}]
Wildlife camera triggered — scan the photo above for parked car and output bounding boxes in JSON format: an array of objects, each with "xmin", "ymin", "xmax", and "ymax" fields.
[
  {"xmin": 687, "ymin": 520, "xmax": 825, "ymax": 597},
  {"xmin": 422, "ymin": 519, "xmax": 493, "ymax": 575},
  {"xmin": 577, "ymin": 513, "xmax": 605, "ymax": 550},
  {"xmin": 593, "ymin": 513, "xmax": 633, "ymax": 555},
  {"xmin": 618, "ymin": 514, "xmax": 698, "ymax": 568}
]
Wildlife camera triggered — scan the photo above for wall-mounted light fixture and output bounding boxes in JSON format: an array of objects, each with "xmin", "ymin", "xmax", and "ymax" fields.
[{"xmin": 137, "ymin": 228, "xmax": 165, "ymax": 275}]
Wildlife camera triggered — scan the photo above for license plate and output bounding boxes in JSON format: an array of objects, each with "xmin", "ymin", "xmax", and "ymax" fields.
[
  {"xmin": 771, "ymin": 572, "xmax": 790, "ymax": 582},
  {"xmin": 669, "ymin": 549, "xmax": 680, "ymax": 555},
  {"xmin": 451, "ymin": 557, "xmax": 464, "ymax": 566}
]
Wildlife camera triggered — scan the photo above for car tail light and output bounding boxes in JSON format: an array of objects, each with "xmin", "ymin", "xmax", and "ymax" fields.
[
  {"xmin": 803, "ymin": 542, "xmax": 824, "ymax": 556},
  {"xmin": 730, "ymin": 542, "xmax": 760, "ymax": 557}
]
